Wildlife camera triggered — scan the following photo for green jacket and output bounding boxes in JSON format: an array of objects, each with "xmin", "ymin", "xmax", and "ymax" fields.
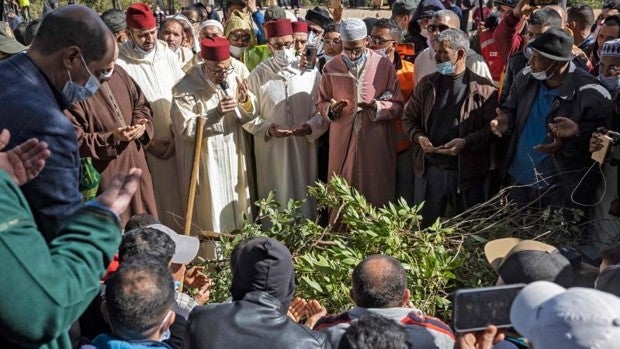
[{"xmin": 0, "ymin": 169, "xmax": 121, "ymax": 349}]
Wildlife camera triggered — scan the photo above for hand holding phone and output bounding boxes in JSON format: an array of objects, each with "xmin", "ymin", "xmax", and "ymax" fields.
[{"xmin": 453, "ymin": 284, "xmax": 526, "ymax": 333}]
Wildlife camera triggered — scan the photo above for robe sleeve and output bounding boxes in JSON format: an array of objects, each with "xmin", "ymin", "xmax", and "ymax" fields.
[
  {"xmin": 242, "ymin": 69, "xmax": 273, "ymax": 138},
  {"xmin": 371, "ymin": 61, "xmax": 404, "ymax": 122},
  {"xmin": 317, "ymin": 71, "xmax": 334, "ymax": 121},
  {"xmin": 125, "ymin": 71, "xmax": 154, "ymax": 146},
  {"xmin": 65, "ymin": 101, "xmax": 122, "ymax": 161},
  {"xmin": 305, "ymin": 71, "xmax": 329, "ymax": 142}
]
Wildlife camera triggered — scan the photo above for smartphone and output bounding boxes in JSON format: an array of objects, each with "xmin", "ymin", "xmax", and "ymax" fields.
[
  {"xmin": 592, "ymin": 134, "xmax": 612, "ymax": 164},
  {"xmin": 452, "ymin": 284, "xmax": 526, "ymax": 333},
  {"xmin": 529, "ymin": 0, "xmax": 558, "ymax": 6},
  {"xmin": 305, "ymin": 46, "xmax": 317, "ymax": 70}
]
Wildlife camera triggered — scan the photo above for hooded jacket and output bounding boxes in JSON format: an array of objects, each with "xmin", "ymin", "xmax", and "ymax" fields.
[{"xmin": 183, "ymin": 237, "xmax": 329, "ymax": 349}]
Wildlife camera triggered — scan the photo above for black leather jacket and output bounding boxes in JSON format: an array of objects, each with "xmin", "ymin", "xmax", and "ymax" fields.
[{"xmin": 183, "ymin": 291, "xmax": 331, "ymax": 349}]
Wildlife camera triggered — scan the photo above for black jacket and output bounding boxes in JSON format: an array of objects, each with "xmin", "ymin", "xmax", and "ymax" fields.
[
  {"xmin": 502, "ymin": 62, "xmax": 612, "ymax": 207},
  {"xmin": 183, "ymin": 291, "xmax": 330, "ymax": 349}
]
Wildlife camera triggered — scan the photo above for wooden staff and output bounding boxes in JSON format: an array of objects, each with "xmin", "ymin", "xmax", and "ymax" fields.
[{"xmin": 183, "ymin": 115, "xmax": 207, "ymax": 236}]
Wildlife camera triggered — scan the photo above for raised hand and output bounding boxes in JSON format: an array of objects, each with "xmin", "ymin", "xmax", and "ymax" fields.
[
  {"xmin": 0, "ymin": 129, "xmax": 50, "ymax": 186},
  {"xmin": 490, "ymin": 108, "xmax": 508, "ymax": 137},
  {"xmin": 95, "ymin": 167, "xmax": 142, "ymax": 216}
]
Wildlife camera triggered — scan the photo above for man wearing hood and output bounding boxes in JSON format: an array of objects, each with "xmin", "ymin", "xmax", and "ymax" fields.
[
  {"xmin": 171, "ymin": 36, "xmax": 256, "ymax": 236},
  {"xmin": 244, "ymin": 19, "xmax": 328, "ymax": 219},
  {"xmin": 117, "ymin": 3, "xmax": 185, "ymax": 229},
  {"xmin": 225, "ymin": 9, "xmax": 257, "ymax": 64},
  {"xmin": 184, "ymin": 237, "xmax": 329, "ymax": 348}
]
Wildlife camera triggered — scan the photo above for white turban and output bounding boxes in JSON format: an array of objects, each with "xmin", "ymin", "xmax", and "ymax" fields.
[
  {"xmin": 199, "ymin": 19, "xmax": 224, "ymax": 35},
  {"xmin": 602, "ymin": 38, "xmax": 620, "ymax": 58},
  {"xmin": 340, "ymin": 18, "xmax": 367, "ymax": 42}
]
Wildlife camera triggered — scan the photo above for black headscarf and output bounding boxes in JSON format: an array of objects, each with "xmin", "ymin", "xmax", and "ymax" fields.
[{"xmin": 230, "ymin": 237, "xmax": 296, "ymax": 311}]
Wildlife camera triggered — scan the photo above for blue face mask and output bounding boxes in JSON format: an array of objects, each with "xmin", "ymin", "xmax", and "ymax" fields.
[
  {"xmin": 343, "ymin": 51, "xmax": 367, "ymax": 69},
  {"xmin": 61, "ymin": 53, "xmax": 101, "ymax": 104},
  {"xmin": 436, "ymin": 60, "xmax": 455, "ymax": 75}
]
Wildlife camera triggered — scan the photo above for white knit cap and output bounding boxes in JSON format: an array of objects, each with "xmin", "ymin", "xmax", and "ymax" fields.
[
  {"xmin": 602, "ymin": 38, "xmax": 620, "ymax": 58},
  {"xmin": 340, "ymin": 18, "xmax": 367, "ymax": 41},
  {"xmin": 199, "ymin": 19, "xmax": 224, "ymax": 34}
]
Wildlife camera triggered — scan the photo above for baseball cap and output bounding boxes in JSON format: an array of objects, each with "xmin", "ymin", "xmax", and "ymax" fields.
[
  {"xmin": 147, "ymin": 224, "xmax": 199, "ymax": 264},
  {"xmin": 391, "ymin": 0, "xmax": 416, "ymax": 18},
  {"xmin": 0, "ymin": 22, "xmax": 26, "ymax": 55},
  {"xmin": 485, "ymin": 238, "xmax": 573, "ymax": 287},
  {"xmin": 510, "ymin": 281, "xmax": 620, "ymax": 349}
]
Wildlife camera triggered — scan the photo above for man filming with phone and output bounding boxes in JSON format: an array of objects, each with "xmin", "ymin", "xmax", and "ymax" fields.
[
  {"xmin": 490, "ymin": 28, "xmax": 612, "ymax": 211},
  {"xmin": 403, "ymin": 28, "xmax": 498, "ymax": 228}
]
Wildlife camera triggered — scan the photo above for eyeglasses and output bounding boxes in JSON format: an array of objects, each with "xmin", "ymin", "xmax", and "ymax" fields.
[
  {"xmin": 229, "ymin": 32, "xmax": 252, "ymax": 43},
  {"xmin": 322, "ymin": 38, "xmax": 342, "ymax": 46},
  {"xmin": 269, "ymin": 41, "xmax": 294, "ymax": 50},
  {"xmin": 369, "ymin": 35, "xmax": 394, "ymax": 45},
  {"xmin": 598, "ymin": 62, "xmax": 620, "ymax": 75},
  {"xmin": 427, "ymin": 24, "xmax": 450, "ymax": 33},
  {"xmin": 213, "ymin": 66, "xmax": 234, "ymax": 76}
]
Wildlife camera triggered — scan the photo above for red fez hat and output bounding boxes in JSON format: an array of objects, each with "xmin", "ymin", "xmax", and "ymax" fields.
[
  {"xmin": 264, "ymin": 19, "xmax": 294, "ymax": 39},
  {"xmin": 126, "ymin": 3, "xmax": 156, "ymax": 30},
  {"xmin": 201, "ymin": 37, "xmax": 231, "ymax": 61},
  {"xmin": 292, "ymin": 21, "xmax": 309, "ymax": 34}
]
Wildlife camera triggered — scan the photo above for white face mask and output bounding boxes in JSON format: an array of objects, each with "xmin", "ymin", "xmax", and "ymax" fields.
[
  {"xmin": 229, "ymin": 45, "xmax": 245, "ymax": 58},
  {"xmin": 372, "ymin": 48, "xmax": 387, "ymax": 57},
  {"xmin": 273, "ymin": 48, "xmax": 296, "ymax": 66},
  {"xmin": 528, "ymin": 63, "xmax": 556, "ymax": 81}
]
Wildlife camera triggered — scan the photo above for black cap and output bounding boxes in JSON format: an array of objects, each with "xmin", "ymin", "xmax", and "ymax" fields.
[
  {"xmin": 526, "ymin": 27, "xmax": 574, "ymax": 62},
  {"xmin": 305, "ymin": 6, "xmax": 332, "ymax": 29},
  {"xmin": 391, "ymin": 0, "xmax": 416, "ymax": 18}
]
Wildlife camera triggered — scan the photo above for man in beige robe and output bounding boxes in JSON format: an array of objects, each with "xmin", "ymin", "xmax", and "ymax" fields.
[
  {"xmin": 117, "ymin": 3, "xmax": 185, "ymax": 229},
  {"xmin": 317, "ymin": 18, "xmax": 404, "ymax": 208},
  {"xmin": 171, "ymin": 36, "xmax": 257, "ymax": 235}
]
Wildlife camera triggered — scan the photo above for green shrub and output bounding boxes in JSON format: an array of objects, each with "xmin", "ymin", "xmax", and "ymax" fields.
[{"xmin": 197, "ymin": 175, "xmax": 581, "ymax": 320}]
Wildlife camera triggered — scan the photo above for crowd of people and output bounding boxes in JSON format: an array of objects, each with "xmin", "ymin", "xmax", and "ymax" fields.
[{"xmin": 1, "ymin": 0, "xmax": 620, "ymax": 348}]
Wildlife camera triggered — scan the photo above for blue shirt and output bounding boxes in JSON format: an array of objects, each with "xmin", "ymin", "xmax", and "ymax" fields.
[{"xmin": 509, "ymin": 83, "xmax": 559, "ymax": 188}]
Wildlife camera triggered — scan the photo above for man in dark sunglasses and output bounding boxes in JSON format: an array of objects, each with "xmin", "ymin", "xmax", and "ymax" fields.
[{"xmin": 413, "ymin": 9, "xmax": 492, "ymax": 85}]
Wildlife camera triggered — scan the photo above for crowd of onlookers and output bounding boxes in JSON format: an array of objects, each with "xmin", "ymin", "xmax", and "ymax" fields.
[{"xmin": 1, "ymin": 0, "xmax": 620, "ymax": 348}]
